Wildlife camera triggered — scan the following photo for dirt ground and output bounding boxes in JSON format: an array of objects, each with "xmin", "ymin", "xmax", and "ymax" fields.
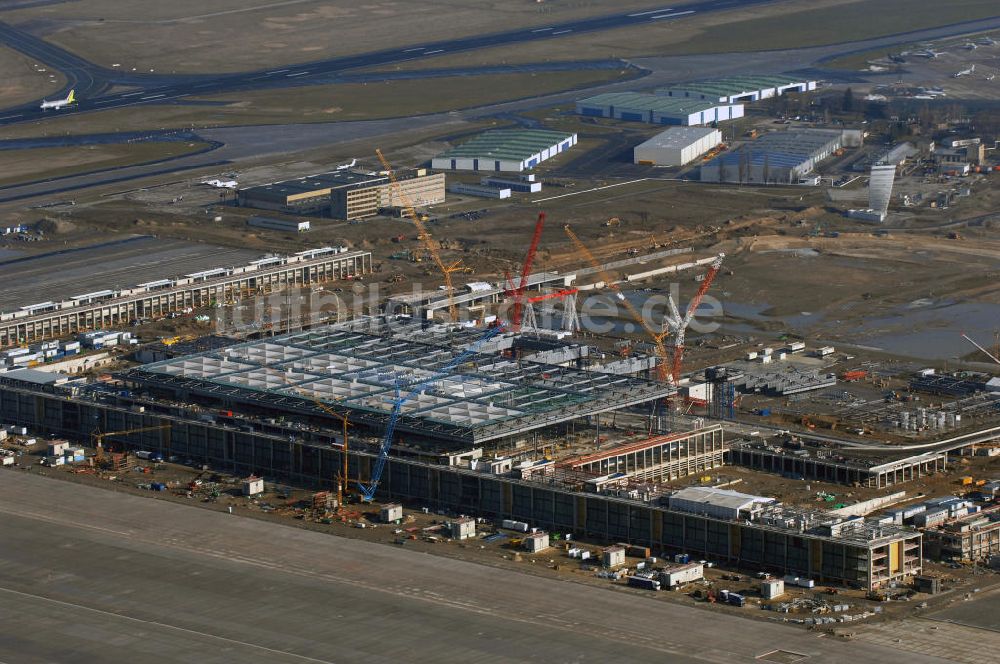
[{"xmin": 0, "ymin": 44, "xmax": 65, "ymax": 108}]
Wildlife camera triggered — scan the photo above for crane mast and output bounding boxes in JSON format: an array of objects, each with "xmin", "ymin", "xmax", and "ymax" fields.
[
  {"xmin": 563, "ymin": 224, "xmax": 671, "ymax": 381},
  {"xmin": 375, "ymin": 149, "xmax": 462, "ymax": 321},
  {"xmin": 511, "ymin": 212, "xmax": 546, "ymax": 332},
  {"xmin": 669, "ymin": 254, "xmax": 725, "ymax": 383}
]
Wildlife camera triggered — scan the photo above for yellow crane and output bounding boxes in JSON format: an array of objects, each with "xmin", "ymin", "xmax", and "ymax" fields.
[
  {"xmin": 375, "ymin": 148, "xmax": 463, "ymax": 321},
  {"xmin": 564, "ymin": 224, "xmax": 671, "ymax": 382},
  {"xmin": 92, "ymin": 424, "xmax": 171, "ymax": 462},
  {"xmin": 270, "ymin": 368, "xmax": 352, "ymax": 508},
  {"xmin": 305, "ymin": 398, "xmax": 351, "ymax": 509}
]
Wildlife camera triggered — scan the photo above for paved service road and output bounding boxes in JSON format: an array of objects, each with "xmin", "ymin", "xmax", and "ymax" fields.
[{"xmin": 0, "ymin": 472, "xmax": 949, "ymax": 664}]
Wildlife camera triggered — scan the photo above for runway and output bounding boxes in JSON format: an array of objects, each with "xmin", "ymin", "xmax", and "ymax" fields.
[
  {"xmin": 0, "ymin": 471, "xmax": 950, "ymax": 664},
  {"xmin": 0, "ymin": 0, "xmax": 777, "ymax": 125}
]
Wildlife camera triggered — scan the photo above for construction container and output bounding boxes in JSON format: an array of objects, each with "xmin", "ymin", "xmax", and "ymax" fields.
[
  {"xmin": 603, "ymin": 545, "xmax": 626, "ymax": 568},
  {"xmin": 660, "ymin": 562, "xmax": 704, "ymax": 588},
  {"xmin": 449, "ymin": 517, "xmax": 476, "ymax": 540},
  {"xmin": 380, "ymin": 503, "xmax": 403, "ymax": 523},
  {"xmin": 47, "ymin": 441, "xmax": 70, "ymax": 457},
  {"xmin": 502, "ymin": 519, "xmax": 529, "ymax": 532},
  {"xmin": 783, "ymin": 575, "xmax": 815, "ymax": 588},
  {"xmin": 524, "ymin": 531, "xmax": 550, "ymax": 553},
  {"xmin": 242, "ymin": 477, "xmax": 264, "ymax": 496},
  {"xmin": 625, "ymin": 544, "xmax": 651, "ymax": 559},
  {"xmin": 761, "ymin": 578, "xmax": 785, "ymax": 599}
]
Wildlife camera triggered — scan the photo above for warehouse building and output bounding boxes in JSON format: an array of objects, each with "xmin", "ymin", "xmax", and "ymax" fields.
[
  {"xmin": 634, "ymin": 127, "xmax": 722, "ymax": 166},
  {"xmin": 432, "ymin": 129, "xmax": 577, "ymax": 172},
  {"xmin": 576, "ymin": 92, "xmax": 743, "ymax": 126},
  {"xmin": 701, "ymin": 129, "xmax": 846, "ymax": 184},
  {"xmin": 238, "ymin": 169, "xmax": 445, "ymax": 220},
  {"xmin": 247, "ymin": 216, "xmax": 310, "ymax": 233},
  {"xmin": 658, "ymin": 76, "xmax": 817, "ymax": 104},
  {"xmin": 450, "ymin": 183, "xmax": 511, "ymax": 199}
]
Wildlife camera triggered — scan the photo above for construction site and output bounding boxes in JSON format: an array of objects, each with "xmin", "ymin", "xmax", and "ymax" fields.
[{"xmin": 2, "ymin": 134, "xmax": 1000, "ymax": 609}]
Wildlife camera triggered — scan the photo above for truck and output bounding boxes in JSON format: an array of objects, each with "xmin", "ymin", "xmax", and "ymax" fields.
[
  {"xmin": 628, "ymin": 575, "xmax": 661, "ymax": 591},
  {"xmin": 135, "ymin": 450, "xmax": 164, "ymax": 463}
]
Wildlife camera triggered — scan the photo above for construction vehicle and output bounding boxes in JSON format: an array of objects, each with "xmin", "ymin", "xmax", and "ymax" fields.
[
  {"xmin": 358, "ymin": 325, "xmax": 501, "ymax": 502},
  {"xmin": 376, "ymin": 149, "xmax": 463, "ymax": 321}
]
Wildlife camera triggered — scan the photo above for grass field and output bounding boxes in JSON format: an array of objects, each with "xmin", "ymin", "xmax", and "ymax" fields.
[
  {"xmin": 6, "ymin": 0, "xmax": 690, "ymax": 74},
  {"xmin": 0, "ymin": 45, "xmax": 66, "ymax": 109},
  {"xmin": 0, "ymin": 69, "xmax": 631, "ymax": 139},
  {"xmin": 375, "ymin": 0, "xmax": 1000, "ymax": 71},
  {"xmin": 0, "ymin": 142, "xmax": 210, "ymax": 186}
]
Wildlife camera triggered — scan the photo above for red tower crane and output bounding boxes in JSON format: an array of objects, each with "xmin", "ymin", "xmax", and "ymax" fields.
[
  {"xmin": 668, "ymin": 254, "xmax": 725, "ymax": 383},
  {"xmin": 508, "ymin": 212, "xmax": 546, "ymax": 332}
]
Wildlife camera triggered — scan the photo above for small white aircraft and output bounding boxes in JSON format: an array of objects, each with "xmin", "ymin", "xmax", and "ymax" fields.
[
  {"xmin": 202, "ymin": 179, "xmax": 238, "ymax": 189},
  {"xmin": 39, "ymin": 89, "xmax": 76, "ymax": 110},
  {"xmin": 335, "ymin": 158, "xmax": 357, "ymax": 170},
  {"xmin": 953, "ymin": 64, "xmax": 976, "ymax": 78}
]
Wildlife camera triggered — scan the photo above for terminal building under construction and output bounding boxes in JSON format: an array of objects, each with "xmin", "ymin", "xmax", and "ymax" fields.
[{"xmin": 0, "ymin": 318, "xmax": 922, "ymax": 590}]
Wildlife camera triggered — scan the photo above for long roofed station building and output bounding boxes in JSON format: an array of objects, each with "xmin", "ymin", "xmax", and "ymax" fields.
[{"xmin": 432, "ymin": 129, "xmax": 578, "ymax": 172}]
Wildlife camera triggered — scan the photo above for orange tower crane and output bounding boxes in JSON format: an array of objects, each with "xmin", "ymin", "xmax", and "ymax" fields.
[
  {"xmin": 563, "ymin": 224, "xmax": 672, "ymax": 382},
  {"xmin": 375, "ymin": 149, "xmax": 463, "ymax": 321}
]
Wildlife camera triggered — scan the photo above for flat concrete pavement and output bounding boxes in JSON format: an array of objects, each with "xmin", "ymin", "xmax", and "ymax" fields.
[{"xmin": 0, "ymin": 471, "xmax": 949, "ymax": 663}]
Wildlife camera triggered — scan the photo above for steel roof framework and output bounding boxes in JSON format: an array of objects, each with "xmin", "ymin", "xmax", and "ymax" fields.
[{"xmin": 125, "ymin": 321, "xmax": 675, "ymax": 445}]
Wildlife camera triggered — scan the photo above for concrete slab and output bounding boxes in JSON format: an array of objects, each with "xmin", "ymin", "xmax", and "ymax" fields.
[{"xmin": 0, "ymin": 471, "xmax": 955, "ymax": 663}]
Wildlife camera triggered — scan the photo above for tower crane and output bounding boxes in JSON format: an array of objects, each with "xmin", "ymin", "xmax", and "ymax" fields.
[
  {"xmin": 358, "ymin": 325, "xmax": 502, "ymax": 502},
  {"xmin": 269, "ymin": 367, "xmax": 352, "ymax": 507},
  {"xmin": 564, "ymin": 224, "xmax": 672, "ymax": 382},
  {"xmin": 961, "ymin": 332, "xmax": 1000, "ymax": 365},
  {"xmin": 665, "ymin": 254, "xmax": 725, "ymax": 384},
  {"xmin": 92, "ymin": 424, "xmax": 171, "ymax": 462},
  {"xmin": 506, "ymin": 212, "xmax": 547, "ymax": 332},
  {"xmin": 375, "ymin": 149, "xmax": 463, "ymax": 322}
]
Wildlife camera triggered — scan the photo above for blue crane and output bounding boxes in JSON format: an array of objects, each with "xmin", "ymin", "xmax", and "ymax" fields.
[{"xmin": 358, "ymin": 325, "xmax": 502, "ymax": 502}]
